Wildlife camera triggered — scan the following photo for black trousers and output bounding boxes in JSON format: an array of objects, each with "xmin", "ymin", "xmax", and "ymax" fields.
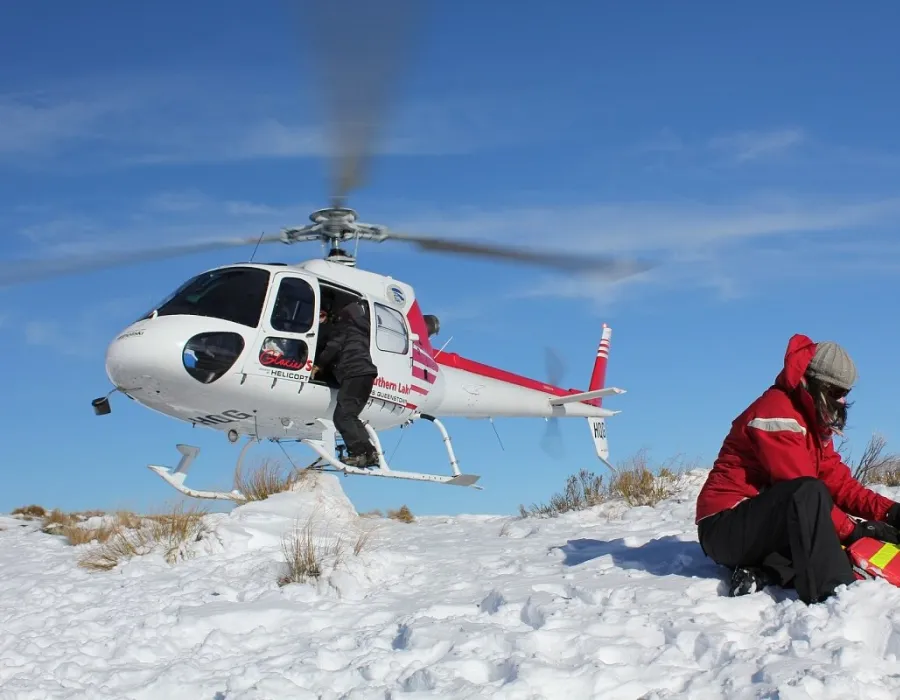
[
  {"xmin": 698, "ymin": 477, "xmax": 856, "ymax": 604},
  {"xmin": 333, "ymin": 374, "xmax": 376, "ymax": 456}
]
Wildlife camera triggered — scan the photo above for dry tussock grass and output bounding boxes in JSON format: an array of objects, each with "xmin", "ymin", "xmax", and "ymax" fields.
[
  {"xmin": 75, "ymin": 503, "xmax": 210, "ymax": 571},
  {"xmin": 11, "ymin": 504, "xmax": 46, "ymax": 519},
  {"xmin": 278, "ymin": 510, "xmax": 379, "ymax": 586},
  {"xmin": 233, "ymin": 458, "xmax": 311, "ymax": 503},
  {"xmin": 519, "ymin": 448, "xmax": 692, "ymax": 518},
  {"xmin": 12, "ymin": 501, "xmax": 209, "ymax": 571},
  {"xmin": 387, "ymin": 505, "xmax": 415, "ymax": 523}
]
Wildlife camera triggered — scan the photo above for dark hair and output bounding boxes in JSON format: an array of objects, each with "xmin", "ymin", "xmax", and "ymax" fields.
[{"xmin": 805, "ymin": 374, "xmax": 852, "ymax": 433}]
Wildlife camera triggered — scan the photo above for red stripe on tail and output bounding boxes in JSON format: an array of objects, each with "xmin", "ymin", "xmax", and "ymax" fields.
[{"xmin": 588, "ymin": 324, "xmax": 613, "ymax": 406}]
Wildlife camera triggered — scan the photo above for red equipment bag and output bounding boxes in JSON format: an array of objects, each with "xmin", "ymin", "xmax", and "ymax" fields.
[{"xmin": 845, "ymin": 536, "xmax": 900, "ymax": 586}]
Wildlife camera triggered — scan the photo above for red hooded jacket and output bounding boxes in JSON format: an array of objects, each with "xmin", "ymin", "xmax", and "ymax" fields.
[{"xmin": 695, "ymin": 333, "xmax": 896, "ymax": 542}]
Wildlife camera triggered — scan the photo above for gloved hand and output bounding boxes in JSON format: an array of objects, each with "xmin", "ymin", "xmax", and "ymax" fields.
[
  {"xmin": 846, "ymin": 519, "xmax": 900, "ymax": 546},
  {"xmin": 886, "ymin": 503, "xmax": 900, "ymax": 529}
]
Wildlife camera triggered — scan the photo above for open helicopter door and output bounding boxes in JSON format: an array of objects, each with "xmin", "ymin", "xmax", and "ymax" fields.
[
  {"xmin": 301, "ymin": 284, "xmax": 482, "ymax": 488},
  {"xmin": 235, "ymin": 268, "xmax": 332, "ymax": 435}
]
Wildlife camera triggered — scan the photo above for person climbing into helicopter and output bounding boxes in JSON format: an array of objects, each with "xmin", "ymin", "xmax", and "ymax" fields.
[
  {"xmin": 312, "ymin": 306, "xmax": 337, "ymax": 387},
  {"xmin": 311, "ymin": 298, "xmax": 379, "ymax": 467},
  {"xmin": 695, "ymin": 333, "xmax": 900, "ymax": 605}
]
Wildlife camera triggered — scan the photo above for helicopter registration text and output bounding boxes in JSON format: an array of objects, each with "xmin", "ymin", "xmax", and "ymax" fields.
[{"xmin": 192, "ymin": 409, "xmax": 253, "ymax": 426}]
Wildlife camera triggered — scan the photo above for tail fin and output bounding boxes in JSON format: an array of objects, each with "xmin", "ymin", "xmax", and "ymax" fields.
[
  {"xmin": 588, "ymin": 324, "xmax": 612, "ymax": 403},
  {"xmin": 587, "ymin": 324, "xmax": 614, "ymax": 469}
]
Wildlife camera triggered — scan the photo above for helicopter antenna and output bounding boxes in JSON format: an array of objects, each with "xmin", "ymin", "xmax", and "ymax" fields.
[
  {"xmin": 248, "ymin": 231, "xmax": 266, "ymax": 262},
  {"xmin": 433, "ymin": 335, "xmax": 454, "ymax": 358}
]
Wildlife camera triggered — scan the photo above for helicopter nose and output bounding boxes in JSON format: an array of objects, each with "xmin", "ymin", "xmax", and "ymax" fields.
[
  {"xmin": 105, "ymin": 318, "xmax": 250, "ymax": 394},
  {"xmin": 104, "ymin": 322, "xmax": 184, "ymax": 394}
]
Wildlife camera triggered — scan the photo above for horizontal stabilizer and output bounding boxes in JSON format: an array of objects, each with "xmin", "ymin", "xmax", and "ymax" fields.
[{"xmin": 548, "ymin": 386, "xmax": 626, "ymax": 406}]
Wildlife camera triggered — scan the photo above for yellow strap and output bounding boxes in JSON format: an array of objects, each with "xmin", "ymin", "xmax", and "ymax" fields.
[{"xmin": 869, "ymin": 542, "xmax": 900, "ymax": 570}]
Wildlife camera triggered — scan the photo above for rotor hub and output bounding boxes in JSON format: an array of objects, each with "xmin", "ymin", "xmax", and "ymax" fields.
[
  {"xmin": 280, "ymin": 205, "xmax": 388, "ymax": 258},
  {"xmin": 310, "ymin": 206, "xmax": 359, "ymax": 232}
]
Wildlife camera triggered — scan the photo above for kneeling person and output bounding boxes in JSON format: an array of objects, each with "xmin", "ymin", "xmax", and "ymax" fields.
[{"xmin": 695, "ymin": 334, "xmax": 900, "ymax": 604}]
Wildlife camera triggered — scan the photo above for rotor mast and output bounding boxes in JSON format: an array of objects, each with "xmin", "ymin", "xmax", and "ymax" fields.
[{"xmin": 279, "ymin": 206, "xmax": 390, "ymax": 267}]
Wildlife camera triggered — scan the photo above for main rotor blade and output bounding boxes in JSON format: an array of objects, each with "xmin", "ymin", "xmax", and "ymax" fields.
[
  {"xmin": 381, "ymin": 231, "xmax": 656, "ymax": 279},
  {"xmin": 0, "ymin": 234, "xmax": 284, "ymax": 287},
  {"xmin": 301, "ymin": 0, "xmax": 424, "ymax": 203}
]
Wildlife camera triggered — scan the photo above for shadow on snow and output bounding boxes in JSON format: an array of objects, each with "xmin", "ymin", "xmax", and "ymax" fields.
[{"xmin": 557, "ymin": 535, "xmax": 723, "ymax": 580}]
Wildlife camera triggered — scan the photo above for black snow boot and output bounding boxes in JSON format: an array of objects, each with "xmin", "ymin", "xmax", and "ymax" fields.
[{"xmin": 729, "ymin": 566, "xmax": 777, "ymax": 597}]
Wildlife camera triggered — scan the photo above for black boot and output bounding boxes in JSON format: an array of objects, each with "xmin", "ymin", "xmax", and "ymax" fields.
[
  {"xmin": 343, "ymin": 450, "xmax": 379, "ymax": 468},
  {"xmin": 729, "ymin": 566, "xmax": 777, "ymax": 597}
]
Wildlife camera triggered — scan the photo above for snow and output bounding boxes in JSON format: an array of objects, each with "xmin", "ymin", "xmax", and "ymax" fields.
[{"xmin": 3, "ymin": 470, "xmax": 900, "ymax": 699}]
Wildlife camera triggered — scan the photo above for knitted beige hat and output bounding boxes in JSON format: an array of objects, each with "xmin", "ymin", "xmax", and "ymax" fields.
[{"xmin": 806, "ymin": 341, "xmax": 857, "ymax": 390}]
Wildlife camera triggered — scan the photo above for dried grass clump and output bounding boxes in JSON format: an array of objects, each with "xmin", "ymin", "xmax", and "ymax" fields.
[
  {"xmin": 11, "ymin": 504, "xmax": 46, "ymax": 519},
  {"xmin": 77, "ymin": 503, "xmax": 209, "ymax": 571},
  {"xmin": 607, "ymin": 448, "xmax": 681, "ymax": 508},
  {"xmin": 277, "ymin": 510, "xmax": 378, "ymax": 586},
  {"xmin": 519, "ymin": 448, "xmax": 690, "ymax": 517},
  {"xmin": 233, "ymin": 458, "xmax": 311, "ymax": 502},
  {"xmin": 519, "ymin": 469, "xmax": 606, "ymax": 518},
  {"xmin": 387, "ymin": 505, "xmax": 415, "ymax": 523}
]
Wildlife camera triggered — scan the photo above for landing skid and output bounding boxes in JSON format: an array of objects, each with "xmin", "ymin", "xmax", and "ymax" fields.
[
  {"xmin": 303, "ymin": 416, "xmax": 482, "ymax": 489},
  {"xmin": 147, "ymin": 415, "xmax": 482, "ymax": 500},
  {"xmin": 147, "ymin": 443, "xmax": 249, "ymax": 502}
]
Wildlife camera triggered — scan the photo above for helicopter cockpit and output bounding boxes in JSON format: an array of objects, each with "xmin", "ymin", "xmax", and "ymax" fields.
[{"xmin": 141, "ymin": 266, "xmax": 273, "ymax": 328}]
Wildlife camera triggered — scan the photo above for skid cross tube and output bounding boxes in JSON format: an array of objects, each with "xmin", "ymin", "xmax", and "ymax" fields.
[{"xmin": 300, "ymin": 414, "xmax": 481, "ymax": 488}]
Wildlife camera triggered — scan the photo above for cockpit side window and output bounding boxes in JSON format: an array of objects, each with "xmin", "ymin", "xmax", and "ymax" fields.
[
  {"xmin": 271, "ymin": 276, "xmax": 315, "ymax": 334},
  {"xmin": 152, "ymin": 267, "xmax": 271, "ymax": 328},
  {"xmin": 373, "ymin": 302, "xmax": 409, "ymax": 354}
]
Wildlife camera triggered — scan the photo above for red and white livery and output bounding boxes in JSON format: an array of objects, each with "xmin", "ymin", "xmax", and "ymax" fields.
[{"xmin": 100, "ymin": 254, "xmax": 628, "ymax": 500}]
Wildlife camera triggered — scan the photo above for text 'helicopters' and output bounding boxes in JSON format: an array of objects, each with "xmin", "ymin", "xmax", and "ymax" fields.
[{"xmin": 2, "ymin": 0, "xmax": 655, "ymax": 500}]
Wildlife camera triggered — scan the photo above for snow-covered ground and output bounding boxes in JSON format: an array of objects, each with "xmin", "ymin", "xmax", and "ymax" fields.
[{"xmin": 4, "ymin": 470, "xmax": 900, "ymax": 700}]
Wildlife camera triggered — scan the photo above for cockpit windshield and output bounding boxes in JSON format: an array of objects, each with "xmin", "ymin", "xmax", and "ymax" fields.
[{"xmin": 143, "ymin": 266, "xmax": 271, "ymax": 328}]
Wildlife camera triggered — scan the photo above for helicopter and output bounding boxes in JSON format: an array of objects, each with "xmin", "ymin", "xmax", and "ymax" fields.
[
  {"xmin": 77, "ymin": 204, "xmax": 640, "ymax": 500},
  {"xmin": 2, "ymin": 0, "xmax": 655, "ymax": 501}
]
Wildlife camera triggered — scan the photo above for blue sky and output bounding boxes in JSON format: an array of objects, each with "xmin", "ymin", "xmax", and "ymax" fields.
[{"xmin": 3, "ymin": 1, "xmax": 900, "ymax": 518}]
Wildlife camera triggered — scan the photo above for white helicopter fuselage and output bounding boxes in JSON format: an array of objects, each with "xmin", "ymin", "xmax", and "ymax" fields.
[{"xmin": 103, "ymin": 258, "xmax": 618, "ymax": 448}]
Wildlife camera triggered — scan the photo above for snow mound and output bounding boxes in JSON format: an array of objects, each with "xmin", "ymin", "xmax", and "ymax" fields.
[
  {"xmin": 4, "ymin": 470, "xmax": 900, "ymax": 699},
  {"xmin": 210, "ymin": 470, "xmax": 360, "ymax": 552}
]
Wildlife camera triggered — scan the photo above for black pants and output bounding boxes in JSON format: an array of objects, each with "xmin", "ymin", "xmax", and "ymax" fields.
[
  {"xmin": 333, "ymin": 374, "xmax": 376, "ymax": 457},
  {"xmin": 698, "ymin": 477, "xmax": 856, "ymax": 604}
]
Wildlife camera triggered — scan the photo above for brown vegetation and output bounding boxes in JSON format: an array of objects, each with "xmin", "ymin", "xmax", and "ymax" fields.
[
  {"xmin": 233, "ymin": 457, "xmax": 311, "ymax": 503},
  {"xmin": 838, "ymin": 432, "xmax": 900, "ymax": 487},
  {"xmin": 277, "ymin": 510, "xmax": 379, "ymax": 586},
  {"xmin": 519, "ymin": 448, "xmax": 691, "ymax": 517}
]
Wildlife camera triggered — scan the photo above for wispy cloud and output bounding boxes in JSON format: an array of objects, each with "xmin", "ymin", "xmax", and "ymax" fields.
[
  {"xmin": 21, "ymin": 297, "xmax": 146, "ymax": 359},
  {"xmin": 0, "ymin": 92, "xmax": 134, "ymax": 159},
  {"xmin": 0, "ymin": 71, "xmax": 553, "ymax": 171},
  {"xmin": 390, "ymin": 194, "xmax": 900, "ymax": 256},
  {"xmin": 708, "ymin": 128, "xmax": 806, "ymax": 162},
  {"xmin": 8, "ymin": 188, "xmax": 900, "ymax": 311},
  {"xmin": 639, "ymin": 126, "xmax": 807, "ymax": 166}
]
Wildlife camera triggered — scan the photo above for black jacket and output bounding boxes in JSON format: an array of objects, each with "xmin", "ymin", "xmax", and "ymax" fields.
[{"xmin": 315, "ymin": 300, "xmax": 377, "ymax": 383}]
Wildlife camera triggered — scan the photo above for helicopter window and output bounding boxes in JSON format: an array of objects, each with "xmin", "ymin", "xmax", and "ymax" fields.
[
  {"xmin": 152, "ymin": 267, "xmax": 270, "ymax": 328},
  {"xmin": 258, "ymin": 337, "xmax": 309, "ymax": 374},
  {"xmin": 373, "ymin": 302, "xmax": 409, "ymax": 354},
  {"xmin": 271, "ymin": 277, "xmax": 316, "ymax": 334}
]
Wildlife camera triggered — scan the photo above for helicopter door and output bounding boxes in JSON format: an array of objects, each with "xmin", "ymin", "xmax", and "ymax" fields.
[
  {"xmin": 241, "ymin": 271, "xmax": 319, "ymax": 385},
  {"xmin": 369, "ymin": 300, "xmax": 415, "ymax": 408}
]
